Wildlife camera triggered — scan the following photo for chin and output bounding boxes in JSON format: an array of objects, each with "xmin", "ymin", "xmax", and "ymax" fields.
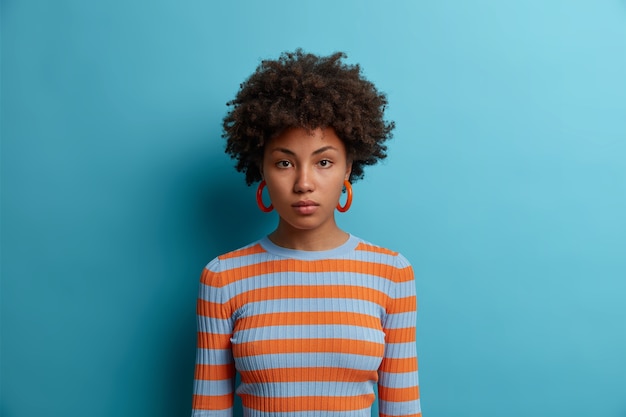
[
  {"xmin": 287, "ymin": 222, "xmax": 321, "ymax": 231},
  {"xmin": 283, "ymin": 218, "xmax": 327, "ymax": 232}
]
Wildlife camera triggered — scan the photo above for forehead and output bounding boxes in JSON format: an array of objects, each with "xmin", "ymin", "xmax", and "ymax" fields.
[{"xmin": 265, "ymin": 127, "xmax": 346, "ymax": 154}]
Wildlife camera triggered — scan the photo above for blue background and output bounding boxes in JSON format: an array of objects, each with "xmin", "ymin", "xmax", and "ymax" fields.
[{"xmin": 2, "ymin": 1, "xmax": 625, "ymax": 416}]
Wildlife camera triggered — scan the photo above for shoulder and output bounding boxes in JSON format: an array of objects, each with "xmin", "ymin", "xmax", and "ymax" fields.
[
  {"xmin": 217, "ymin": 240, "xmax": 267, "ymax": 262},
  {"xmin": 348, "ymin": 238, "xmax": 413, "ymax": 282},
  {"xmin": 204, "ymin": 240, "xmax": 266, "ymax": 268},
  {"xmin": 200, "ymin": 240, "xmax": 269, "ymax": 285},
  {"xmin": 353, "ymin": 237, "xmax": 411, "ymax": 265}
]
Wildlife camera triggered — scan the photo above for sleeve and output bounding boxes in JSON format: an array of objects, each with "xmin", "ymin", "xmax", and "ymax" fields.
[
  {"xmin": 378, "ymin": 254, "xmax": 422, "ymax": 417},
  {"xmin": 191, "ymin": 259, "xmax": 236, "ymax": 417}
]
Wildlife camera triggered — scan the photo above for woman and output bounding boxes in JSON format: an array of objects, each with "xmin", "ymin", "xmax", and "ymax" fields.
[{"xmin": 192, "ymin": 50, "xmax": 421, "ymax": 417}]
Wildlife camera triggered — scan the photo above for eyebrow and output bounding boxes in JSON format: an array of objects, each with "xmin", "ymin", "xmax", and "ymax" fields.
[{"xmin": 271, "ymin": 146, "xmax": 339, "ymax": 156}]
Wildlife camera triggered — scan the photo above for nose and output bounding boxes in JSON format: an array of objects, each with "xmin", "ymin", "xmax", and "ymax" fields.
[{"xmin": 293, "ymin": 166, "xmax": 314, "ymax": 193}]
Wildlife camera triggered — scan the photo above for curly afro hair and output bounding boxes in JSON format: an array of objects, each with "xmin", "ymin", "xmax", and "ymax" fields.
[{"xmin": 223, "ymin": 49, "xmax": 395, "ymax": 185}]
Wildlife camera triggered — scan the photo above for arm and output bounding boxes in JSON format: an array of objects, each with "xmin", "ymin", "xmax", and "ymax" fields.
[
  {"xmin": 378, "ymin": 256, "xmax": 422, "ymax": 417},
  {"xmin": 192, "ymin": 260, "xmax": 235, "ymax": 417}
]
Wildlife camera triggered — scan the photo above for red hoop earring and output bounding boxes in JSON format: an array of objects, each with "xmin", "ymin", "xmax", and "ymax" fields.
[
  {"xmin": 256, "ymin": 180, "xmax": 273, "ymax": 212},
  {"xmin": 336, "ymin": 180, "xmax": 352, "ymax": 212}
]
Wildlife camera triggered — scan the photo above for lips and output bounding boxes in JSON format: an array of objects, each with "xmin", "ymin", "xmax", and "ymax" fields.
[
  {"xmin": 292, "ymin": 200, "xmax": 319, "ymax": 207},
  {"xmin": 292, "ymin": 200, "xmax": 319, "ymax": 215}
]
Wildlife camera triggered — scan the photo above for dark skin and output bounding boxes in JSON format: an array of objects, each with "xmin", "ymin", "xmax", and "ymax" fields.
[{"xmin": 261, "ymin": 127, "xmax": 352, "ymax": 251}]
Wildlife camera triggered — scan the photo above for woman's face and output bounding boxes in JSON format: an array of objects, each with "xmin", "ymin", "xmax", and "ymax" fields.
[{"xmin": 262, "ymin": 127, "xmax": 352, "ymax": 236}]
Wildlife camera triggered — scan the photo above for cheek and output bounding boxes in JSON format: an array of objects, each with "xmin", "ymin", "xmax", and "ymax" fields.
[
  {"xmin": 329, "ymin": 178, "xmax": 346, "ymax": 199},
  {"xmin": 265, "ymin": 178, "xmax": 289, "ymax": 200}
]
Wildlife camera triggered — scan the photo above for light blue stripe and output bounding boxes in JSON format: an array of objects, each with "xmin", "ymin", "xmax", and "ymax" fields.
[
  {"xmin": 378, "ymin": 371, "xmax": 419, "ymax": 389},
  {"xmin": 379, "ymin": 399, "xmax": 421, "ymax": 416},
  {"xmin": 236, "ymin": 380, "xmax": 375, "ymax": 397},
  {"xmin": 383, "ymin": 311, "xmax": 416, "ymax": 328},
  {"xmin": 218, "ymin": 252, "xmax": 276, "ymax": 270},
  {"xmin": 195, "ymin": 348, "xmax": 232, "ymax": 365},
  {"xmin": 258, "ymin": 235, "xmax": 361, "ymax": 260},
  {"xmin": 198, "ymin": 282, "xmax": 223, "ymax": 303},
  {"xmin": 232, "ymin": 325, "xmax": 385, "ymax": 343},
  {"xmin": 191, "ymin": 409, "xmax": 232, "ymax": 417},
  {"xmin": 193, "ymin": 379, "xmax": 233, "ymax": 396},
  {"xmin": 235, "ymin": 352, "xmax": 383, "ymax": 371},
  {"xmin": 383, "ymin": 342, "xmax": 417, "ymax": 359},
  {"xmin": 350, "ymin": 251, "xmax": 398, "ymax": 265},
  {"xmin": 220, "ymin": 250, "xmax": 402, "ymax": 273},
  {"xmin": 208, "ymin": 274, "xmax": 414, "ymax": 308},
  {"xmin": 197, "ymin": 316, "xmax": 232, "ymax": 334},
  {"xmin": 389, "ymin": 281, "xmax": 416, "ymax": 298},
  {"xmin": 244, "ymin": 298, "xmax": 384, "ymax": 317},
  {"xmin": 241, "ymin": 407, "xmax": 372, "ymax": 417}
]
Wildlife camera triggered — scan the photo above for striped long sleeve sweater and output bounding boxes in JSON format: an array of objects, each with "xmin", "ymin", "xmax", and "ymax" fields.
[{"xmin": 192, "ymin": 234, "xmax": 421, "ymax": 417}]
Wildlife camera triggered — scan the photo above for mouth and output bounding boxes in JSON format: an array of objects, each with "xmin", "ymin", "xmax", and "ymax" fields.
[
  {"xmin": 292, "ymin": 200, "xmax": 319, "ymax": 207},
  {"xmin": 291, "ymin": 200, "xmax": 319, "ymax": 215}
]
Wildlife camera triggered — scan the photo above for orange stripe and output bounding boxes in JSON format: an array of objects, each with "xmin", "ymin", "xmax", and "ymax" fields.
[
  {"xmin": 222, "ymin": 259, "xmax": 407, "ymax": 284},
  {"xmin": 232, "ymin": 338, "xmax": 384, "ymax": 358},
  {"xmin": 196, "ymin": 299, "xmax": 229, "ymax": 318},
  {"xmin": 200, "ymin": 268, "xmax": 221, "ymax": 286},
  {"xmin": 231, "ymin": 285, "xmax": 388, "ymax": 310},
  {"xmin": 236, "ymin": 311, "xmax": 381, "ymax": 330},
  {"xmin": 355, "ymin": 242, "xmax": 398, "ymax": 256},
  {"xmin": 219, "ymin": 244, "xmax": 266, "ymax": 260},
  {"xmin": 393, "ymin": 264, "xmax": 415, "ymax": 283},
  {"xmin": 241, "ymin": 393, "xmax": 375, "ymax": 412},
  {"xmin": 192, "ymin": 393, "xmax": 233, "ymax": 410},
  {"xmin": 379, "ymin": 357, "xmax": 418, "ymax": 373},
  {"xmin": 194, "ymin": 364, "xmax": 235, "ymax": 380},
  {"xmin": 387, "ymin": 296, "xmax": 416, "ymax": 314},
  {"xmin": 239, "ymin": 367, "xmax": 377, "ymax": 383},
  {"xmin": 378, "ymin": 385, "xmax": 420, "ymax": 402},
  {"xmin": 196, "ymin": 332, "xmax": 231, "ymax": 349},
  {"xmin": 384, "ymin": 327, "xmax": 416, "ymax": 343}
]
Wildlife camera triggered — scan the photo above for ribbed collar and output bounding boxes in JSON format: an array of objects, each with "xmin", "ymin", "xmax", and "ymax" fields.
[{"xmin": 258, "ymin": 234, "xmax": 360, "ymax": 260}]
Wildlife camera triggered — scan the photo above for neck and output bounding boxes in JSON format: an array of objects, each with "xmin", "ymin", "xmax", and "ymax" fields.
[{"xmin": 269, "ymin": 221, "xmax": 349, "ymax": 251}]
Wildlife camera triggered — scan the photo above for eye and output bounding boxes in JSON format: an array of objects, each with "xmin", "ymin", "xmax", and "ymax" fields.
[
  {"xmin": 276, "ymin": 160, "xmax": 292, "ymax": 168},
  {"xmin": 318, "ymin": 159, "xmax": 333, "ymax": 168}
]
